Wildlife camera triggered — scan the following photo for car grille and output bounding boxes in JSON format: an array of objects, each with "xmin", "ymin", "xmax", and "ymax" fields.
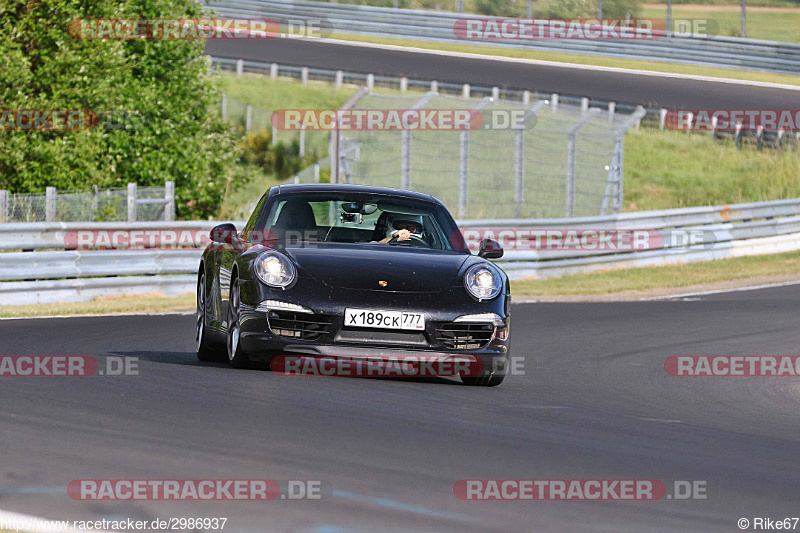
[
  {"xmin": 436, "ymin": 323, "xmax": 495, "ymax": 350},
  {"xmin": 268, "ymin": 311, "xmax": 332, "ymax": 341}
]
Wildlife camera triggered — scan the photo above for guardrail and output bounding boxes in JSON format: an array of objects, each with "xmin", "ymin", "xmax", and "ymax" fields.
[
  {"xmin": 2, "ymin": 198, "xmax": 800, "ymax": 305},
  {"xmin": 208, "ymin": 0, "xmax": 800, "ymax": 75}
]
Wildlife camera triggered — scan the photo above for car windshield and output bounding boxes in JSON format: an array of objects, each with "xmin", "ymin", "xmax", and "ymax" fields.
[{"xmin": 256, "ymin": 192, "xmax": 467, "ymax": 252}]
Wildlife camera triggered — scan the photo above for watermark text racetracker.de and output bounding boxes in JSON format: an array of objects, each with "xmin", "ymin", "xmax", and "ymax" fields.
[
  {"xmin": 68, "ymin": 479, "xmax": 329, "ymax": 501},
  {"xmin": 454, "ymin": 479, "xmax": 707, "ymax": 500},
  {"xmin": 452, "ymin": 17, "xmax": 719, "ymax": 40},
  {"xmin": 664, "ymin": 109, "xmax": 800, "ymax": 131},
  {"xmin": 0, "ymin": 356, "xmax": 138, "ymax": 377},
  {"xmin": 0, "ymin": 517, "xmax": 229, "ymax": 532},
  {"xmin": 68, "ymin": 17, "xmax": 332, "ymax": 40},
  {"xmin": 665, "ymin": 356, "xmax": 800, "ymax": 376}
]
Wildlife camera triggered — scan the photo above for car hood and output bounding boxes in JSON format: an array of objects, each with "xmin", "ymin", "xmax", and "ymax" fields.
[{"xmin": 284, "ymin": 244, "xmax": 471, "ymax": 293}]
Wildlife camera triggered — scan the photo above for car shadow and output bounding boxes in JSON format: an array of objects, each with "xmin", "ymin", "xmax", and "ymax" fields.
[{"xmin": 105, "ymin": 351, "xmax": 464, "ymax": 384}]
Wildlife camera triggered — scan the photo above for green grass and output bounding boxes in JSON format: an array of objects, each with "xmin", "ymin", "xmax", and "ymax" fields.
[
  {"xmin": 511, "ymin": 249, "xmax": 800, "ymax": 295},
  {"xmin": 642, "ymin": 4, "xmax": 800, "ymax": 42},
  {"xmin": 624, "ymin": 128, "xmax": 800, "ymax": 210},
  {"xmin": 327, "ymin": 31, "xmax": 800, "ymax": 86},
  {"xmin": 0, "ymin": 293, "xmax": 196, "ymax": 318}
]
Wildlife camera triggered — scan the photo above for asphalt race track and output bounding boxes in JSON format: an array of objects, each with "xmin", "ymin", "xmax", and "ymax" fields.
[
  {"xmin": 205, "ymin": 38, "xmax": 800, "ymax": 109},
  {"xmin": 0, "ymin": 284, "xmax": 798, "ymax": 532}
]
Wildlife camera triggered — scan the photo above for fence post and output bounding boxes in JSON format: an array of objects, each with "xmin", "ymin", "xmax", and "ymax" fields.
[
  {"xmin": 301, "ymin": 66, "xmax": 309, "ymax": 85},
  {"xmin": 514, "ymin": 128, "xmax": 525, "ymax": 218},
  {"xmin": 550, "ymin": 93, "xmax": 558, "ymax": 112},
  {"xmin": 270, "ymin": 63, "xmax": 278, "ymax": 80},
  {"xmin": 522, "ymin": 90, "xmax": 530, "ymax": 105},
  {"xmin": 127, "ymin": 183, "xmax": 137, "ymax": 223},
  {"xmin": 45, "ymin": 186, "xmax": 56, "ymax": 222},
  {"xmin": 608, "ymin": 102, "xmax": 615, "ymax": 124},
  {"xmin": 430, "ymin": 80, "xmax": 438, "ymax": 93},
  {"xmin": 458, "ymin": 97, "xmax": 492, "ymax": 218},
  {"xmin": 335, "ymin": 70, "xmax": 343, "ymax": 88},
  {"xmin": 164, "ymin": 181, "xmax": 175, "ymax": 221},
  {"xmin": 491, "ymin": 87, "xmax": 499, "ymax": 100},
  {"xmin": 565, "ymin": 108, "xmax": 600, "ymax": 217},
  {"xmin": 366, "ymin": 73, "xmax": 374, "ymax": 91},
  {"xmin": 245, "ymin": 104, "xmax": 252, "ymax": 132},
  {"xmin": 331, "ymin": 87, "xmax": 369, "ymax": 184},
  {"xmin": 92, "ymin": 185, "xmax": 99, "ymax": 221},
  {"xmin": 581, "ymin": 97, "xmax": 589, "ymax": 113},
  {"xmin": 314, "ymin": 163, "xmax": 320, "ymax": 183},
  {"xmin": 462, "ymin": 84, "xmax": 470, "ymax": 99},
  {"xmin": 236, "ymin": 59, "xmax": 244, "ymax": 77},
  {"xmin": 660, "ymin": 108, "xmax": 668, "ymax": 130},
  {"xmin": 401, "ymin": 91, "xmax": 437, "ymax": 190},
  {"xmin": 400, "ymin": 77, "xmax": 408, "ymax": 92},
  {"xmin": 0, "ymin": 190, "xmax": 8, "ymax": 223},
  {"xmin": 299, "ymin": 126, "xmax": 306, "ymax": 157}
]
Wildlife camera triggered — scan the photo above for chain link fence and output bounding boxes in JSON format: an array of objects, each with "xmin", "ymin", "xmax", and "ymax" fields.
[
  {"xmin": 323, "ymin": 92, "xmax": 644, "ymax": 219},
  {"xmin": 0, "ymin": 183, "xmax": 175, "ymax": 223}
]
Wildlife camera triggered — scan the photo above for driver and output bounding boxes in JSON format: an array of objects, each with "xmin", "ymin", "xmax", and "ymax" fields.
[{"xmin": 375, "ymin": 214, "xmax": 424, "ymax": 244}]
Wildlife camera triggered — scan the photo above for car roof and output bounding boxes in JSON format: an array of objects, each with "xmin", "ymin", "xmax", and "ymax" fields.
[{"xmin": 274, "ymin": 183, "xmax": 440, "ymax": 204}]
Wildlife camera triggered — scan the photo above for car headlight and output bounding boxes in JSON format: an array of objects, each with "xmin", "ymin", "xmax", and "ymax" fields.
[
  {"xmin": 464, "ymin": 264, "xmax": 502, "ymax": 301},
  {"xmin": 254, "ymin": 252, "xmax": 296, "ymax": 289}
]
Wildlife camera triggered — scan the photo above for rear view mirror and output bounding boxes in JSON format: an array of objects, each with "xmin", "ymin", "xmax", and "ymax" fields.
[
  {"xmin": 210, "ymin": 223, "xmax": 238, "ymax": 244},
  {"xmin": 478, "ymin": 238, "xmax": 503, "ymax": 259}
]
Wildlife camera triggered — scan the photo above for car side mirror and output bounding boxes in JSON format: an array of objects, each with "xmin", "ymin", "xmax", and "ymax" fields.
[
  {"xmin": 210, "ymin": 223, "xmax": 238, "ymax": 245},
  {"xmin": 478, "ymin": 238, "xmax": 503, "ymax": 259}
]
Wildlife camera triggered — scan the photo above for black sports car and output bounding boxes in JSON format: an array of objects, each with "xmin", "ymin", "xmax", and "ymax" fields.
[{"xmin": 196, "ymin": 184, "xmax": 510, "ymax": 386}]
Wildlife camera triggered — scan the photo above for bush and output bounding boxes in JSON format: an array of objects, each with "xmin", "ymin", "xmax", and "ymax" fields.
[{"xmin": 0, "ymin": 0, "xmax": 244, "ymax": 219}]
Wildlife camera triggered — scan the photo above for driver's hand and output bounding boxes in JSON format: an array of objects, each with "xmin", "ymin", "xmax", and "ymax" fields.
[{"xmin": 393, "ymin": 229, "xmax": 411, "ymax": 241}]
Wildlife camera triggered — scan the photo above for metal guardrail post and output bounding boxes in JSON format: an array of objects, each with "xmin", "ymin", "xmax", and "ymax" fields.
[
  {"xmin": 165, "ymin": 181, "xmax": 175, "ymax": 221},
  {"xmin": 335, "ymin": 70, "xmax": 343, "ymax": 88},
  {"xmin": 366, "ymin": 74, "xmax": 374, "ymax": 91},
  {"xmin": 236, "ymin": 59, "xmax": 244, "ymax": 77},
  {"xmin": 400, "ymin": 91, "xmax": 436, "ymax": 190},
  {"xmin": 565, "ymin": 109, "xmax": 600, "ymax": 218},
  {"xmin": 301, "ymin": 67, "xmax": 309, "ymax": 85},
  {"xmin": 245, "ymin": 104, "xmax": 252, "ymax": 132},
  {"xmin": 270, "ymin": 63, "xmax": 278, "ymax": 80},
  {"xmin": 45, "ymin": 187, "xmax": 56, "ymax": 222},
  {"xmin": 127, "ymin": 183, "xmax": 137, "ymax": 223},
  {"xmin": 0, "ymin": 190, "xmax": 8, "ymax": 223},
  {"xmin": 550, "ymin": 94, "xmax": 558, "ymax": 112},
  {"xmin": 458, "ymin": 97, "xmax": 492, "ymax": 218}
]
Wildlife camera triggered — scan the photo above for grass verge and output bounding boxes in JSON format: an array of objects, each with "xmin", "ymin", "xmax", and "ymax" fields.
[
  {"xmin": 511, "ymin": 249, "xmax": 800, "ymax": 297},
  {"xmin": 643, "ymin": 3, "xmax": 800, "ymax": 43},
  {"xmin": 0, "ymin": 293, "xmax": 195, "ymax": 319},
  {"xmin": 326, "ymin": 31, "xmax": 800, "ymax": 87}
]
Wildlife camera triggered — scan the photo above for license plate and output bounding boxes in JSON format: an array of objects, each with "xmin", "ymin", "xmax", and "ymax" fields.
[{"xmin": 344, "ymin": 308, "xmax": 425, "ymax": 331}]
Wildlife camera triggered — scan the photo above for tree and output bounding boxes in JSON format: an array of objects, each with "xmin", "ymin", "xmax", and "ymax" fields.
[{"xmin": 0, "ymin": 0, "xmax": 242, "ymax": 219}]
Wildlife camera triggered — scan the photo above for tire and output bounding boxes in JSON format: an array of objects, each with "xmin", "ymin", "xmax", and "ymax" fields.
[
  {"xmin": 196, "ymin": 273, "xmax": 224, "ymax": 362},
  {"xmin": 226, "ymin": 277, "xmax": 252, "ymax": 369}
]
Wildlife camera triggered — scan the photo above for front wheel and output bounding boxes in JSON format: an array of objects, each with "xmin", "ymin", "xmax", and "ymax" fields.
[
  {"xmin": 226, "ymin": 278, "xmax": 252, "ymax": 369},
  {"xmin": 196, "ymin": 273, "xmax": 224, "ymax": 362}
]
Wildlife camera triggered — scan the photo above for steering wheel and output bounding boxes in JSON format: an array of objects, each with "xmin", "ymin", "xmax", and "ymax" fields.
[{"xmin": 388, "ymin": 234, "xmax": 430, "ymax": 247}]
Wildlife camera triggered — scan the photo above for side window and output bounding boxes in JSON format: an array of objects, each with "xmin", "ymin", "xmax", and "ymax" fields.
[{"xmin": 242, "ymin": 194, "xmax": 267, "ymax": 241}]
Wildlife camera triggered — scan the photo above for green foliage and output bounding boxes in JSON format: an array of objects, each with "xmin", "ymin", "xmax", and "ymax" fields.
[
  {"xmin": 0, "ymin": 0, "xmax": 244, "ymax": 219},
  {"xmin": 238, "ymin": 130, "xmax": 316, "ymax": 178}
]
